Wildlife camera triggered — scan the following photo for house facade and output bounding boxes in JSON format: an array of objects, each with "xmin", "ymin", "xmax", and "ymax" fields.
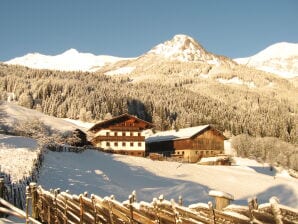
[
  {"xmin": 88, "ymin": 114, "xmax": 153, "ymax": 157},
  {"xmin": 146, "ymin": 125, "xmax": 225, "ymax": 162}
]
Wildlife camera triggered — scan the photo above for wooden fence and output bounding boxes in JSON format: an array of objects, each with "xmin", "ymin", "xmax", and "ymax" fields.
[
  {"xmin": 1, "ymin": 144, "xmax": 298, "ymax": 223},
  {"xmin": 24, "ymin": 183, "xmax": 297, "ymax": 224},
  {"xmin": 0, "ymin": 147, "xmax": 44, "ymax": 210}
]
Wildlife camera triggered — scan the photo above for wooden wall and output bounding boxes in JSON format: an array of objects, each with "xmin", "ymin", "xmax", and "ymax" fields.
[{"xmin": 146, "ymin": 128, "xmax": 225, "ymax": 162}]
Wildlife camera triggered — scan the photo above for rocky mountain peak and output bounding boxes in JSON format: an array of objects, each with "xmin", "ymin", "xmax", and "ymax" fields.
[{"xmin": 147, "ymin": 34, "xmax": 216, "ymax": 63}]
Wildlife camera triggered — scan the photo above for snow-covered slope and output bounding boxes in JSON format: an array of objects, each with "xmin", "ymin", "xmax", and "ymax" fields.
[
  {"xmin": 38, "ymin": 150, "xmax": 298, "ymax": 208},
  {"xmin": 235, "ymin": 42, "xmax": 298, "ymax": 78},
  {"xmin": 0, "ymin": 101, "xmax": 89, "ymax": 132},
  {"xmin": 5, "ymin": 49, "xmax": 129, "ymax": 72}
]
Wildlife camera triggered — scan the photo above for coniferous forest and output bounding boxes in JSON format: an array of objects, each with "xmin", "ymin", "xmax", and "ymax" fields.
[{"xmin": 0, "ymin": 63, "xmax": 297, "ymax": 145}]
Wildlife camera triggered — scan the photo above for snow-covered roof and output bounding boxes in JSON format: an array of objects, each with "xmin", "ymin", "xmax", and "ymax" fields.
[{"xmin": 146, "ymin": 125, "xmax": 211, "ymax": 143}]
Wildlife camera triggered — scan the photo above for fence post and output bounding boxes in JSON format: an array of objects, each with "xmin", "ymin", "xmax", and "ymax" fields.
[
  {"xmin": 30, "ymin": 182, "xmax": 38, "ymax": 219},
  {"xmin": 79, "ymin": 194, "xmax": 84, "ymax": 224},
  {"xmin": 248, "ymin": 197, "xmax": 258, "ymax": 222},
  {"xmin": 54, "ymin": 189, "xmax": 60, "ymax": 224},
  {"xmin": 129, "ymin": 194, "xmax": 135, "ymax": 223},
  {"xmin": 0, "ymin": 178, "xmax": 4, "ymax": 199},
  {"xmin": 0, "ymin": 177, "xmax": 4, "ymax": 218},
  {"xmin": 108, "ymin": 195, "xmax": 115, "ymax": 224},
  {"xmin": 208, "ymin": 201, "xmax": 216, "ymax": 224},
  {"xmin": 25, "ymin": 186, "xmax": 30, "ymax": 224},
  {"xmin": 270, "ymin": 197, "xmax": 283, "ymax": 224},
  {"xmin": 178, "ymin": 196, "xmax": 183, "ymax": 206},
  {"xmin": 208, "ymin": 190, "xmax": 234, "ymax": 210},
  {"xmin": 91, "ymin": 195, "xmax": 97, "ymax": 224}
]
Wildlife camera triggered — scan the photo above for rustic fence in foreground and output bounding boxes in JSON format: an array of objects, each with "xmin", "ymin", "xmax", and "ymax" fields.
[{"xmin": 8, "ymin": 182, "xmax": 294, "ymax": 224}]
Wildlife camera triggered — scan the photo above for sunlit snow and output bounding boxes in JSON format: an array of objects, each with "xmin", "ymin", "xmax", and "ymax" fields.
[{"xmin": 5, "ymin": 49, "xmax": 130, "ymax": 72}]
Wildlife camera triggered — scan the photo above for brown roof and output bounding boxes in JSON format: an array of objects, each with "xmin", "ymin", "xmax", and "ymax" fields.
[{"xmin": 88, "ymin": 113, "xmax": 153, "ymax": 132}]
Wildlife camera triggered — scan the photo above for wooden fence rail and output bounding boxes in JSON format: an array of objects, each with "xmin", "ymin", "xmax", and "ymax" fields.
[{"xmin": 24, "ymin": 183, "xmax": 297, "ymax": 224}]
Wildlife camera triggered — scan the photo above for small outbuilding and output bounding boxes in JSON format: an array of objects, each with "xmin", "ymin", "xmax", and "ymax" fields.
[{"xmin": 146, "ymin": 125, "xmax": 226, "ymax": 162}]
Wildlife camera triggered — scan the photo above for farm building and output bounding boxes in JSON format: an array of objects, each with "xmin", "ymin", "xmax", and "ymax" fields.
[
  {"xmin": 146, "ymin": 125, "xmax": 226, "ymax": 162},
  {"xmin": 88, "ymin": 114, "xmax": 153, "ymax": 156}
]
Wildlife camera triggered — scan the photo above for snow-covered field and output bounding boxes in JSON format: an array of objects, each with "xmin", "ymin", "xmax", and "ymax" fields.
[
  {"xmin": 0, "ymin": 134, "xmax": 39, "ymax": 182},
  {"xmin": 38, "ymin": 149, "xmax": 298, "ymax": 208}
]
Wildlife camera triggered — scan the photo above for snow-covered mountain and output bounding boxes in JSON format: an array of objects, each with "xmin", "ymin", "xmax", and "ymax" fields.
[
  {"xmin": 4, "ymin": 36, "xmax": 298, "ymax": 79},
  {"xmin": 235, "ymin": 42, "xmax": 298, "ymax": 78},
  {"xmin": 102, "ymin": 34, "xmax": 236, "ymax": 76},
  {"xmin": 5, "ymin": 48, "xmax": 130, "ymax": 72},
  {"xmin": 146, "ymin": 34, "xmax": 222, "ymax": 64}
]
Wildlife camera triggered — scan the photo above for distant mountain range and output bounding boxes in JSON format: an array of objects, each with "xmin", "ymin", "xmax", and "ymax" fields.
[
  {"xmin": 5, "ymin": 48, "xmax": 129, "ymax": 72},
  {"xmin": 4, "ymin": 34, "xmax": 298, "ymax": 79}
]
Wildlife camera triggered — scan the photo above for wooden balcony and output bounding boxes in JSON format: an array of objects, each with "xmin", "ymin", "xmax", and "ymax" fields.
[
  {"xmin": 92, "ymin": 135, "xmax": 145, "ymax": 142},
  {"xmin": 109, "ymin": 126, "xmax": 143, "ymax": 131}
]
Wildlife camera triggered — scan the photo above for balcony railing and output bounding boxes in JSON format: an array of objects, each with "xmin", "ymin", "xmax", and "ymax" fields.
[{"xmin": 93, "ymin": 135, "xmax": 145, "ymax": 142}]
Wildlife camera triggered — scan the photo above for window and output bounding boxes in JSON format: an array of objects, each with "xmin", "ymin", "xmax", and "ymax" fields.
[
  {"xmin": 114, "ymin": 132, "xmax": 117, "ymax": 136},
  {"xmin": 130, "ymin": 132, "xmax": 133, "ymax": 136},
  {"xmin": 106, "ymin": 132, "xmax": 110, "ymax": 136},
  {"xmin": 114, "ymin": 142, "xmax": 118, "ymax": 146},
  {"xmin": 138, "ymin": 132, "xmax": 141, "ymax": 137},
  {"xmin": 138, "ymin": 142, "xmax": 142, "ymax": 147},
  {"xmin": 123, "ymin": 132, "xmax": 126, "ymax": 136},
  {"xmin": 122, "ymin": 142, "xmax": 126, "ymax": 147},
  {"xmin": 106, "ymin": 142, "xmax": 110, "ymax": 146},
  {"xmin": 182, "ymin": 151, "xmax": 185, "ymax": 155},
  {"xmin": 130, "ymin": 142, "xmax": 134, "ymax": 147}
]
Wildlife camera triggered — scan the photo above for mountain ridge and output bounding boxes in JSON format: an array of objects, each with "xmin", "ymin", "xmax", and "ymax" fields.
[
  {"xmin": 3, "ymin": 35, "xmax": 298, "ymax": 78},
  {"xmin": 5, "ymin": 48, "xmax": 131, "ymax": 72},
  {"xmin": 234, "ymin": 42, "xmax": 298, "ymax": 78}
]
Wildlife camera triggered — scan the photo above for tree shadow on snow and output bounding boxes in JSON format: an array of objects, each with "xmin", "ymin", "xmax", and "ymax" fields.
[
  {"xmin": 237, "ymin": 184, "xmax": 298, "ymax": 209},
  {"xmin": 0, "ymin": 135, "xmax": 37, "ymax": 149},
  {"xmin": 247, "ymin": 166, "xmax": 277, "ymax": 177}
]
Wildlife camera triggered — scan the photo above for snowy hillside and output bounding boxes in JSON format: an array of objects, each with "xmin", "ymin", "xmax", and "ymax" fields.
[
  {"xmin": 0, "ymin": 101, "xmax": 90, "ymax": 132},
  {"xmin": 38, "ymin": 150, "xmax": 298, "ymax": 208},
  {"xmin": 5, "ymin": 48, "xmax": 129, "ymax": 72},
  {"xmin": 235, "ymin": 42, "xmax": 298, "ymax": 78},
  {"xmin": 0, "ymin": 134, "xmax": 39, "ymax": 182}
]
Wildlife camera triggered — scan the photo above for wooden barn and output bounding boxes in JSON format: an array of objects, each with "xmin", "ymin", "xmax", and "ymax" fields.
[
  {"xmin": 146, "ymin": 125, "xmax": 226, "ymax": 162},
  {"xmin": 88, "ymin": 114, "xmax": 153, "ymax": 157}
]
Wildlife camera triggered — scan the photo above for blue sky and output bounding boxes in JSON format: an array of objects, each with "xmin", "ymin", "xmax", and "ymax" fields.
[{"xmin": 0, "ymin": 0, "xmax": 297, "ymax": 61}]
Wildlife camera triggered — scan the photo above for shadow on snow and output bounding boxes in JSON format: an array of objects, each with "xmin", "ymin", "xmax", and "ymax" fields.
[{"xmin": 38, "ymin": 150, "xmax": 211, "ymax": 205}]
